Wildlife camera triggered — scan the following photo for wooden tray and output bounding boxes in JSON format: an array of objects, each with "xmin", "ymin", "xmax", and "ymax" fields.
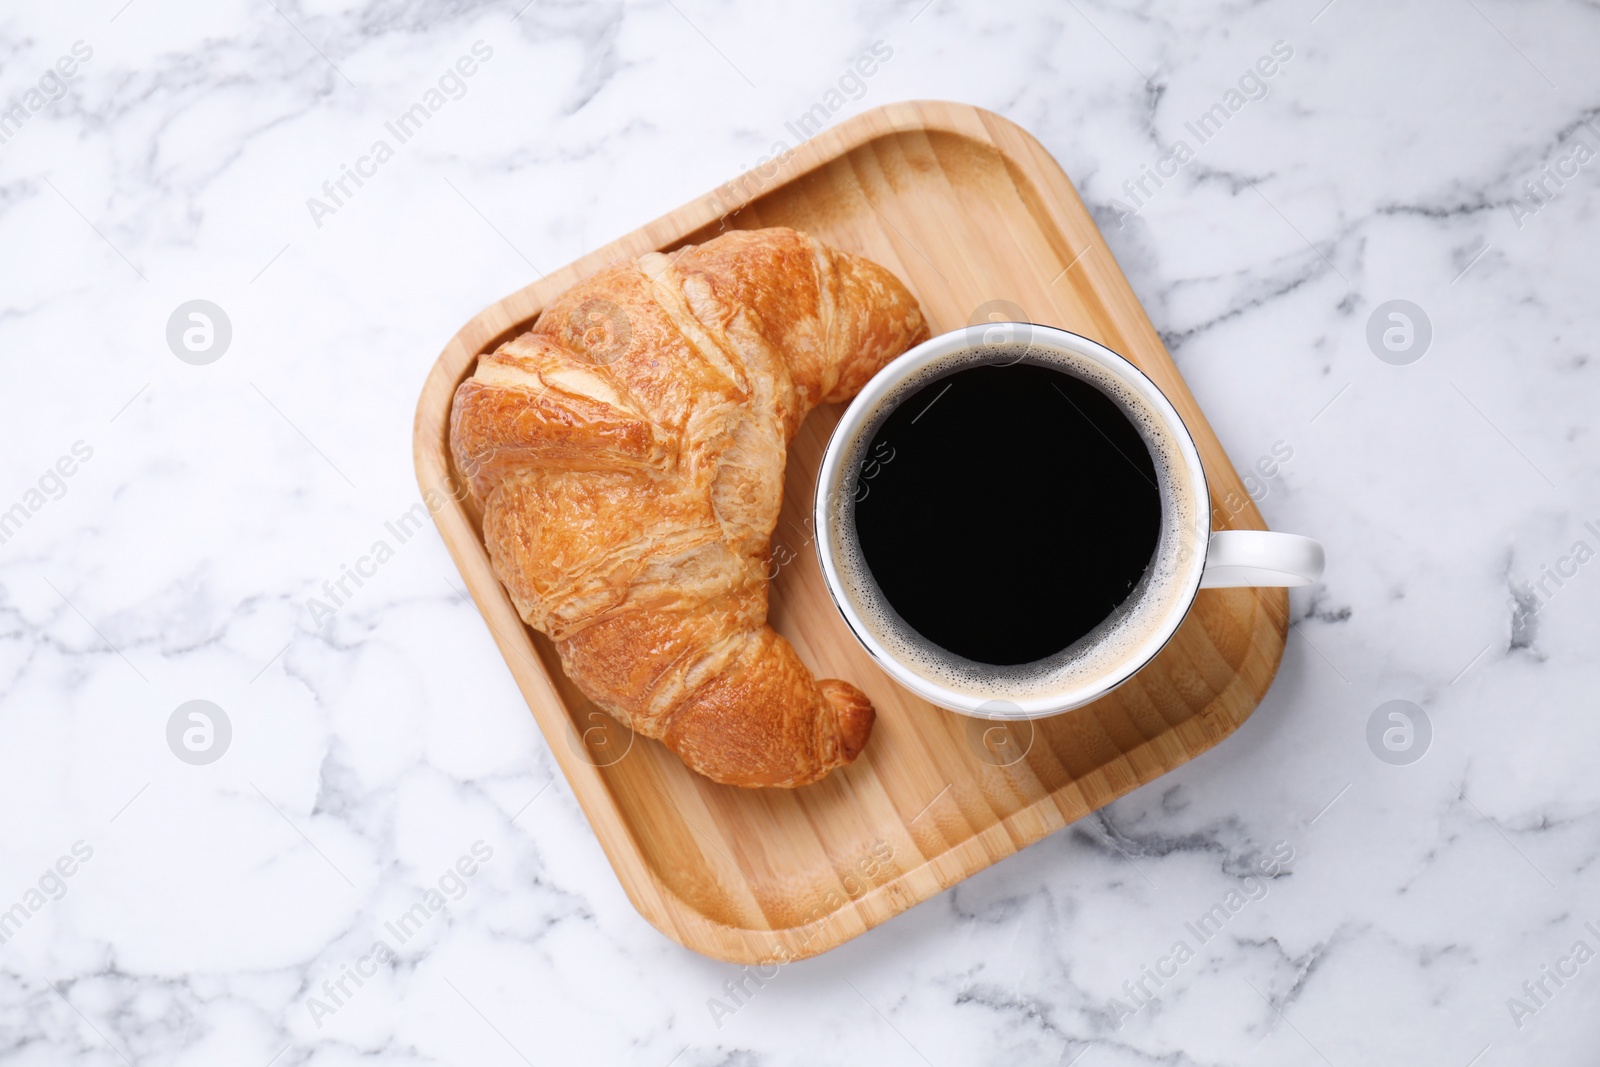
[{"xmin": 413, "ymin": 101, "xmax": 1287, "ymax": 964}]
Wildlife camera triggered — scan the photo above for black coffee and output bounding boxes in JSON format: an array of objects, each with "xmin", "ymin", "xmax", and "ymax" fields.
[{"xmin": 851, "ymin": 361, "xmax": 1161, "ymax": 666}]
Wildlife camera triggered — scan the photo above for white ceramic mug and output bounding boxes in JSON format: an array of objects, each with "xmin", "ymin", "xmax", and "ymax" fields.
[{"xmin": 813, "ymin": 324, "xmax": 1324, "ymax": 720}]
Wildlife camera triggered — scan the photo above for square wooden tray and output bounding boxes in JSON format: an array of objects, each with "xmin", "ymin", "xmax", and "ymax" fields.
[{"xmin": 412, "ymin": 101, "xmax": 1287, "ymax": 964}]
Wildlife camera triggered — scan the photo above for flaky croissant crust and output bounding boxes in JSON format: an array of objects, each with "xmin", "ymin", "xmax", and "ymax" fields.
[{"xmin": 450, "ymin": 227, "xmax": 927, "ymax": 787}]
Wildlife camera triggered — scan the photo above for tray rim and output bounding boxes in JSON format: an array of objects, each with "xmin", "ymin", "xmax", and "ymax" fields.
[{"xmin": 412, "ymin": 100, "xmax": 1286, "ymax": 964}]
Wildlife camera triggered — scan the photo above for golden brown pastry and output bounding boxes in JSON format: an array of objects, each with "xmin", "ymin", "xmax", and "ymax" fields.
[{"xmin": 450, "ymin": 227, "xmax": 927, "ymax": 787}]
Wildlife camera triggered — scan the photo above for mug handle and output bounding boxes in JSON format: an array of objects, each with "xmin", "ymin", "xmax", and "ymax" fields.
[{"xmin": 1200, "ymin": 531, "xmax": 1325, "ymax": 588}]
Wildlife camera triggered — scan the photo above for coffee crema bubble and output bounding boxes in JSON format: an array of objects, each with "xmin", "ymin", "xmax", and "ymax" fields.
[{"xmin": 828, "ymin": 341, "xmax": 1206, "ymax": 707}]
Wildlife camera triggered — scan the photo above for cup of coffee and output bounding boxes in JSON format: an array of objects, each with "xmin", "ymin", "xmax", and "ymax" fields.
[{"xmin": 813, "ymin": 323, "xmax": 1324, "ymax": 719}]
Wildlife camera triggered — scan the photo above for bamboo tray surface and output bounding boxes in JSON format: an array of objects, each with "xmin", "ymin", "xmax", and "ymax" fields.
[{"xmin": 413, "ymin": 101, "xmax": 1287, "ymax": 964}]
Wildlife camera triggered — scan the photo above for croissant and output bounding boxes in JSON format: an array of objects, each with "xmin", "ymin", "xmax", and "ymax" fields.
[{"xmin": 450, "ymin": 227, "xmax": 928, "ymax": 787}]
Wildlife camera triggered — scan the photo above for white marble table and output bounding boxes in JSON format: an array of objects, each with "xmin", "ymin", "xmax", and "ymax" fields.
[{"xmin": 3, "ymin": 1, "xmax": 1597, "ymax": 1063}]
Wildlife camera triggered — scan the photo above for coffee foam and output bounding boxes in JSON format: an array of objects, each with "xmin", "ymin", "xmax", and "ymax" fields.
[{"xmin": 828, "ymin": 342, "xmax": 1208, "ymax": 707}]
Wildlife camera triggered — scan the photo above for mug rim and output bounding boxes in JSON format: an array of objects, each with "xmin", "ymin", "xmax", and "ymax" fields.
[{"xmin": 812, "ymin": 324, "xmax": 1213, "ymax": 720}]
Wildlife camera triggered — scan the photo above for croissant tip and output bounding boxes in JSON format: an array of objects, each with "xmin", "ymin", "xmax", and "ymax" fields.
[{"xmin": 820, "ymin": 679, "xmax": 876, "ymax": 764}]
